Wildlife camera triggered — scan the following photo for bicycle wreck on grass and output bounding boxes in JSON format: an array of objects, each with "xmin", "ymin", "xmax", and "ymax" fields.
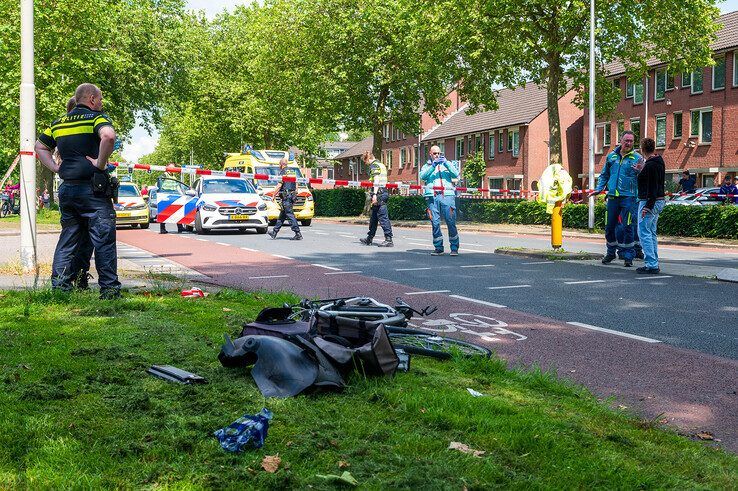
[{"xmin": 217, "ymin": 296, "xmax": 493, "ymax": 398}]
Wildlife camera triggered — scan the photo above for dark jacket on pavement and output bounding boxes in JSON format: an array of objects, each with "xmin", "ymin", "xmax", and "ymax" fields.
[{"xmin": 637, "ymin": 154, "xmax": 665, "ymax": 210}]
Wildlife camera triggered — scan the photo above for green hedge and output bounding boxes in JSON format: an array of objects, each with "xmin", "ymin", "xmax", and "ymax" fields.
[
  {"xmin": 312, "ymin": 188, "xmax": 366, "ymax": 217},
  {"xmin": 314, "ymin": 191, "xmax": 738, "ymax": 239}
]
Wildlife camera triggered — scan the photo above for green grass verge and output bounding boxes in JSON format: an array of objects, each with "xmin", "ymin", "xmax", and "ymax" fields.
[
  {"xmin": 1, "ymin": 208, "xmax": 60, "ymax": 225},
  {"xmin": 1, "ymin": 289, "xmax": 736, "ymax": 488}
]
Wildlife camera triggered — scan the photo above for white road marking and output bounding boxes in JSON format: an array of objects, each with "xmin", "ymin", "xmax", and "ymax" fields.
[
  {"xmin": 564, "ymin": 280, "xmax": 606, "ymax": 285},
  {"xmin": 324, "ymin": 271, "xmax": 362, "ymax": 275},
  {"xmin": 448, "ymin": 295, "xmax": 507, "ymax": 308},
  {"xmin": 566, "ymin": 322, "xmax": 661, "ymax": 343},
  {"xmin": 196, "ymin": 238, "xmax": 208, "ymax": 242},
  {"xmin": 522, "ymin": 261, "xmax": 555, "ymax": 265},
  {"xmin": 311, "ymin": 264, "xmax": 341, "ymax": 271},
  {"xmin": 636, "ymin": 275, "xmax": 673, "ymax": 280},
  {"xmin": 248, "ymin": 275, "xmax": 289, "ymax": 279},
  {"xmin": 272, "ymin": 254, "xmax": 294, "ymax": 260},
  {"xmin": 314, "ymin": 232, "xmax": 329, "ymax": 235},
  {"xmin": 459, "ymin": 248, "xmax": 487, "ymax": 253},
  {"xmin": 241, "ymin": 247, "xmax": 258, "ymax": 252},
  {"xmin": 216, "ymin": 242, "xmax": 231, "ymax": 246},
  {"xmin": 405, "ymin": 290, "xmax": 451, "ymax": 295},
  {"xmin": 339, "ymin": 234, "xmax": 355, "ymax": 238},
  {"xmin": 406, "ymin": 242, "xmax": 429, "ymax": 247},
  {"xmin": 487, "ymin": 285, "xmax": 531, "ymax": 290},
  {"xmin": 460, "ymin": 264, "xmax": 496, "ymax": 268},
  {"xmin": 395, "ymin": 267, "xmax": 432, "ymax": 271}
]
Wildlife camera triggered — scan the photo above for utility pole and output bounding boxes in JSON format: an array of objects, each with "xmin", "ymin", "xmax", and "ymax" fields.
[
  {"xmin": 587, "ymin": 0, "xmax": 596, "ymax": 231},
  {"xmin": 19, "ymin": 0, "xmax": 37, "ymax": 271}
]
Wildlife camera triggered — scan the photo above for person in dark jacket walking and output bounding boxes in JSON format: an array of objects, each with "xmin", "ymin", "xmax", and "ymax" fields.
[{"xmin": 635, "ymin": 138, "xmax": 665, "ymax": 274}]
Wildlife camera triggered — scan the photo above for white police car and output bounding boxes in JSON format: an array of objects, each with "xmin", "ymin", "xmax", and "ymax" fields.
[{"xmin": 187, "ymin": 176, "xmax": 269, "ymax": 234}]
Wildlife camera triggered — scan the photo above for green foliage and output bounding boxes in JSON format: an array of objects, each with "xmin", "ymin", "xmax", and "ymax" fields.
[
  {"xmin": 312, "ymin": 188, "xmax": 366, "ymax": 216},
  {"xmin": 657, "ymin": 204, "xmax": 738, "ymax": 239},
  {"xmin": 0, "ymin": 0, "xmax": 190, "ymax": 175},
  {"xmin": 387, "ymin": 195, "xmax": 427, "ymax": 220},
  {"xmin": 462, "ymin": 152, "xmax": 487, "ymax": 188},
  {"xmin": 1, "ymin": 288, "xmax": 737, "ymax": 488}
]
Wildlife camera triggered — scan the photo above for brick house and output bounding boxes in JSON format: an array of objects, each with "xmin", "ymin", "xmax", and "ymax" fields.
[
  {"xmin": 380, "ymin": 88, "xmax": 465, "ymax": 188},
  {"xmin": 584, "ymin": 10, "xmax": 738, "ymax": 189},
  {"xmin": 421, "ymin": 84, "xmax": 583, "ymax": 193},
  {"xmin": 333, "ymin": 136, "xmax": 373, "ymax": 182}
]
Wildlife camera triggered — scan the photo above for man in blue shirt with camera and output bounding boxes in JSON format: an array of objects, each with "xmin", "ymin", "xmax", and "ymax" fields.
[{"xmin": 420, "ymin": 145, "xmax": 460, "ymax": 256}]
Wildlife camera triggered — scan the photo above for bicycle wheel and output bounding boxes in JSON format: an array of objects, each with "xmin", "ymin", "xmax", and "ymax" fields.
[{"xmin": 386, "ymin": 327, "xmax": 492, "ymax": 360}]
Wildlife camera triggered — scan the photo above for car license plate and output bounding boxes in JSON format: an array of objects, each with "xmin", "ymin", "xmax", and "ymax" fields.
[
  {"xmin": 230, "ymin": 214, "xmax": 250, "ymax": 220},
  {"xmin": 117, "ymin": 212, "xmax": 131, "ymax": 217}
]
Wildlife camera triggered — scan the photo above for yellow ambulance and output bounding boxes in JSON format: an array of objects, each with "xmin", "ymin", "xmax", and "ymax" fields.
[{"xmin": 223, "ymin": 148, "xmax": 314, "ymax": 226}]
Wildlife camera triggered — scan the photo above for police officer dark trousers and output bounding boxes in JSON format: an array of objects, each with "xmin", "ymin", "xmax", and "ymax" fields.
[
  {"xmin": 268, "ymin": 158, "xmax": 302, "ymax": 240},
  {"xmin": 360, "ymin": 153, "xmax": 393, "ymax": 247},
  {"xmin": 35, "ymin": 83, "xmax": 122, "ymax": 299}
]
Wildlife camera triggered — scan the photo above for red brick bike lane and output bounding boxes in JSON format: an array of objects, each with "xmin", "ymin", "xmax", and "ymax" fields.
[{"xmin": 119, "ymin": 230, "xmax": 738, "ymax": 452}]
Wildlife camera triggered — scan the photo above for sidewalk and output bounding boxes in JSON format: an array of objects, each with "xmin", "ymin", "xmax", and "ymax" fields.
[
  {"xmin": 0, "ymin": 232, "xmax": 207, "ymax": 290},
  {"xmin": 324, "ymin": 217, "xmax": 738, "ymax": 249}
]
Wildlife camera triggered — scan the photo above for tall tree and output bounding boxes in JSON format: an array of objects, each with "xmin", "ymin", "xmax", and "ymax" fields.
[{"xmin": 438, "ymin": 0, "xmax": 720, "ymax": 166}]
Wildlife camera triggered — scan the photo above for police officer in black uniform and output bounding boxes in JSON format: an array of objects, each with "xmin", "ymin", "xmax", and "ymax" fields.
[
  {"xmin": 268, "ymin": 157, "xmax": 302, "ymax": 240},
  {"xmin": 35, "ymin": 83, "xmax": 121, "ymax": 299}
]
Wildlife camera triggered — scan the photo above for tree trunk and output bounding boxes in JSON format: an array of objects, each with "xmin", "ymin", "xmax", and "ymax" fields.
[
  {"xmin": 546, "ymin": 60, "xmax": 564, "ymax": 167},
  {"xmin": 371, "ymin": 85, "xmax": 389, "ymax": 159}
]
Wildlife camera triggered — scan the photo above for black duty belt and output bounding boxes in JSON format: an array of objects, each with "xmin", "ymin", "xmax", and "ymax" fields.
[{"xmin": 63, "ymin": 179, "xmax": 92, "ymax": 185}]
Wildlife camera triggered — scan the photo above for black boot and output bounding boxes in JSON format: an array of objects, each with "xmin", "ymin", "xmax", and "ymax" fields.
[
  {"xmin": 291, "ymin": 232, "xmax": 303, "ymax": 240},
  {"xmin": 268, "ymin": 230, "xmax": 277, "ymax": 239},
  {"xmin": 377, "ymin": 238, "xmax": 394, "ymax": 247},
  {"xmin": 359, "ymin": 237, "xmax": 373, "ymax": 245}
]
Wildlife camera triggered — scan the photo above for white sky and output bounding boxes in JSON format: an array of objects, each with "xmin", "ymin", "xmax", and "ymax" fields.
[{"xmin": 122, "ymin": 0, "xmax": 738, "ymax": 162}]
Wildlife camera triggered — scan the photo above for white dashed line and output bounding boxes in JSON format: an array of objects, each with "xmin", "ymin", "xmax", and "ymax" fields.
[
  {"xmin": 395, "ymin": 267, "xmax": 432, "ymax": 271},
  {"xmin": 566, "ymin": 322, "xmax": 661, "ymax": 343},
  {"xmin": 248, "ymin": 275, "xmax": 289, "ymax": 279},
  {"xmin": 460, "ymin": 264, "xmax": 496, "ymax": 268},
  {"xmin": 311, "ymin": 264, "xmax": 342, "ymax": 271},
  {"xmin": 449, "ymin": 295, "xmax": 506, "ymax": 308},
  {"xmin": 564, "ymin": 280, "xmax": 606, "ymax": 285},
  {"xmin": 241, "ymin": 247, "xmax": 258, "ymax": 252},
  {"xmin": 314, "ymin": 232, "xmax": 329, "ymax": 235},
  {"xmin": 405, "ymin": 290, "xmax": 451, "ymax": 295},
  {"xmin": 487, "ymin": 285, "xmax": 531, "ymax": 290},
  {"xmin": 216, "ymin": 242, "xmax": 231, "ymax": 246},
  {"xmin": 324, "ymin": 271, "xmax": 362, "ymax": 275},
  {"xmin": 197, "ymin": 238, "xmax": 208, "ymax": 242},
  {"xmin": 522, "ymin": 261, "xmax": 555, "ymax": 265},
  {"xmin": 339, "ymin": 234, "xmax": 355, "ymax": 238},
  {"xmin": 272, "ymin": 254, "xmax": 294, "ymax": 260},
  {"xmin": 636, "ymin": 275, "xmax": 673, "ymax": 280},
  {"xmin": 459, "ymin": 248, "xmax": 487, "ymax": 253}
]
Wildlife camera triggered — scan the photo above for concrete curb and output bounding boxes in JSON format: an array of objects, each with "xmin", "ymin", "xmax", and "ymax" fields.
[
  {"xmin": 716, "ymin": 268, "xmax": 738, "ymax": 283},
  {"xmin": 494, "ymin": 248, "xmax": 602, "ymax": 261},
  {"xmin": 321, "ymin": 218, "xmax": 738, "ymax": 250},
  {"xmin": 0, "ymin": 229, "xmax": 61, "ymax": 237}
]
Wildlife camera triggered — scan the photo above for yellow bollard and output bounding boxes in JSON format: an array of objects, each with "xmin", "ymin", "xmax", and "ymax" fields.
[{"xmin": 551, "ymin": 200, "xmax": 563, "ymax": 249}]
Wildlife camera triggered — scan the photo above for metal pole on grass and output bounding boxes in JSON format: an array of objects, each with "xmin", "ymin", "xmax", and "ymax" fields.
[
  {"xmin": 19, "ymin": 0, "xmax": 37, "ymax": 271},
  {"xmin": 587, "ymin": 0, "xmax": 596, "ymax": 231}
]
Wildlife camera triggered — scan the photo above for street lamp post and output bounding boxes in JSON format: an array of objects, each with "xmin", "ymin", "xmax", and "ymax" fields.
[
  {"xmin": 587, "ymin": 0, "xmax": 596, "ymax": 231},
  {"xmin": 19, "ymin": 0, "xmax": 37, "ymax": 271}
]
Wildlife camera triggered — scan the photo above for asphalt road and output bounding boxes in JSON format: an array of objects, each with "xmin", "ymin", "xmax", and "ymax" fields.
[{"xmin": 141, "ymin": 220, "xmax": 738, "ymax": 360}]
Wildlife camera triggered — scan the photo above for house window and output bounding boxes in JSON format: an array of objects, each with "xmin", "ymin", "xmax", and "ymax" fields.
[
  {"xmin": 467, "ymin": 136, "xmax": 474, "ymax": 154},
  {"xmin": 508, "ymin": 178, "xmax": 522, "ymax": 191},
  {"xmin": 734, "ymin": 52, "xmax": 738, "ymax": 86},
  {"xmin": 673, "ymin": 112, "xmax": 682, "ymax": 138},
  {"xmin": 626, "ymin": 79, "xmax": 634, "ymax": 98},
  {"xmin": 655, "ymin": 115, "xmax": 666, "ymax": 148},
  {"xmin": 327, "ymin": 167, "xmax": 334, "ymax": 180},
  {"xmin": 682, "ymin": 71, "xmax": 691, "ymax": 88},
  {"xmin": 690, "ymin": 110, "xmax": 700, "ymax": 137},
  {"xmin": 413, "ymin": 145, "xmax": 419, "ymax": 167},
  {"xmin": 633, "ymin": 80, "xmax": 644, "ymax": 104},
  {"xmin": 498, "ymin": 131, "xmax": 504, "ymax": 153},
  {"xmin": 488, "ymin": 177, "xmax": 504, "ymax": 193},
  {"xmin": 438, "ymin": 142, "xmax": 445, "ymax": 155},
  {"xmin": 455, "ymin": 138, "xmax": 464, "ymax": 159},
  {"xmin": 475, "ymin": 134, "xmax": 483, "ymax": 153},
  {"xmin": 612, "ymin": 78, "xmax": 621, "ymax": 90},
  {"xmin": 691, "ymin": 69, "xmax": 703, "ymax": 93},
  {"xmin": 713, "ymin": 56, "xmax": 726, "ymax": 90},
  {"xmin": 699, "ymin": 109, "xmax": 712, "ymax": 143},
  {"xmin": 399, "ymin": 147, "xmax": 406, "ymax": 168},
  {"xmin": 654, "ymin": 69, "xmax": 674, "ymax": 100},
  {"xmin": 630, "ymin": 118, "xmax": 641, "ymax": 146},
  {"xmin": 488, "ymin": 134, "xmax": 495, "ymax": 159},
  {"xmin": 617, "ymin": 120, "xmax": 624, "ymax": 141},
  {"xmin": 702, "ymin": 174, "xmax": 715, "ymax": 187},
  {"xmin": 386, "ymin": 150, "xmax": 393, "ymax": 169},
  {"xmin": 383, "ymin": 123, "xmax": 390, "ymax": 142},
  {"xmin": 507, "ymin": 128, "xmax": 520, "ymax": 157},
  {"xmin": 604, "ymin": 123, "xmax": 611, "ymax": 147},
  {"xmin": 595, "ymin": 124, "xmax": 606, "ymax": 154}
]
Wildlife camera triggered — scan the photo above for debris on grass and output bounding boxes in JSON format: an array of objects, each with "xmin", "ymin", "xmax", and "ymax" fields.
[
  {"xmin": 213, "ymin": 408, "xmax": 272, "ymax": 452},
  {"xmin": 261, "ymin": 454, "xmax": 281, "ymax": 473},
  {"xmin": 316, "ymin": 470, "xmax": 359, "ymax": 486},
  {"xmin": 448, "ymin": 441, "xmax": 485, "ymax": 458},
  {"xmin": 467, "ymin": 388, "xmax": 485, "ymax": 397}
]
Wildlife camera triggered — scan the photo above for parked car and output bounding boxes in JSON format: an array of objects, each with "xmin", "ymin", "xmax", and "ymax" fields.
[
  {"xmin": 666, "ymin": 187, "xmax": 722, "ymax": 206},
  {"xmin": 149, "ymin": 177, "xmax": 191, "ymax": 222},
  {"xmin": 187, "ymin": 176, "xmax": 269, "ymax": 234},
  {"xmin": 115, "ymin": 183, "xmax": 150, "ymax": 228}
]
